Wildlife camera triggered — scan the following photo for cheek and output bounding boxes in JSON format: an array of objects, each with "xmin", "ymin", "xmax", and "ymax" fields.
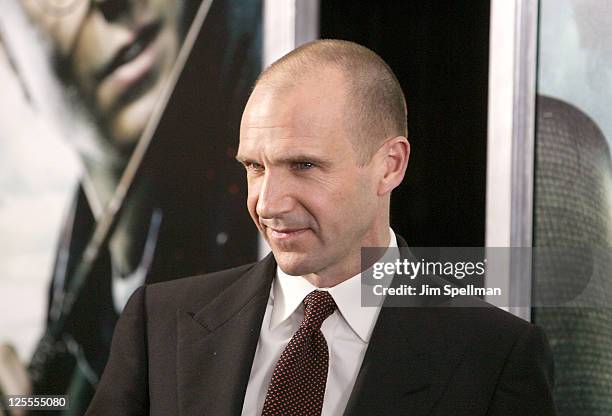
[
  {"xmin": 71, "ymin": 48, "xmax": 94, "ymax": 95},
  {"xmin": 335, "ymin": 175, "xmax": 376, "ymax": 221},
  {"xmin": 151, "ymin": 0, "xmax": 179, "ymax": 16},
  {"xmin": 72, "ymin": 16, "xmax": 108, "ymax": 94},
  {"xmin": 306, "ymin": 187, "xmax": 351, "ymax": 231},
  {"xmin": 246, "ymin": 185, "xmax": 260, "ymax": 223},
  {"xmin": 22, "ymin": 0, "xmax": 90, "ymax": 56},
  {"xmin": 161, "ymin": 0, "xmax": 181, "ymax": 26},
  {"xmin": 158, "ymin": 27, "xmax": 180, "ymax": 75},
  {"xmin": 246, "ymin": 195, "xmax": 257, "ymax": 216},
  {"xmin": 155, "ymin": 0, "xmax": 181, "ymax": 46}
]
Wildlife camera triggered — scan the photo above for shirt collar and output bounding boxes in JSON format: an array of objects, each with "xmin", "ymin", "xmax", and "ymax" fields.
[{"xmin": 270, "ymin": 228, "xmax": 398, "ymax": 342}]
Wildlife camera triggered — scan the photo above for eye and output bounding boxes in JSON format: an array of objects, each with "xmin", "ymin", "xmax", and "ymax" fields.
[
  {"xmin": 293, "ymin": 162, "xmax": 315, "ymax": 171},
  {"xmin": 244, "ymin": 161, "xmax": 264, "ymax": 172}
]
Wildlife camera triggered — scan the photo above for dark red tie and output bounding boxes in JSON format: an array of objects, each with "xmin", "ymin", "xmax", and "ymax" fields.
[{"xmin": 261, "ymin": 290, "xmax": 337, "ymax": 416}]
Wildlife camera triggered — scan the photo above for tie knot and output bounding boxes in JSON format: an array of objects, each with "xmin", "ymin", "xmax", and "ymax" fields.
[{"xmin": 302, "ymin": 290, "xmax": 336, "ymax": 330}]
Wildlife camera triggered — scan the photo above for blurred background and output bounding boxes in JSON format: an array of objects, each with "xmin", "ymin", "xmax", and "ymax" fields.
[{"xmin": 0, "ymin": 0, "xmax": 610, "ymax": 414}]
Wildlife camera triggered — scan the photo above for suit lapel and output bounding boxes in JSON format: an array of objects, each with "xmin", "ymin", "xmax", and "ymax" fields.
[
  {"xmin": 344, "ymin": 306, "xmax": 467, "ymax": 416},
  {"xmin": 175, "ymin": 234, "xmax": 468, "ymax": 415},
  {"xmin": 344, "ymin": 234, "xmax": 468, "ymax": 416},
  {"xmin": 177, "ymin": 254, "xmax": 276, "ymax": 416}
]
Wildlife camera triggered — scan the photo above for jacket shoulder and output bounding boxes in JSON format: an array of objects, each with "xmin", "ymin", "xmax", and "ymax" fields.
[
  {"xmin": 144, "ymin": 261, "xmax": 260, "ymax": 313},
  {"xmin": 446, "ymin": 293, "xmax": 534, "ymax": 336},
  {"xmin": 422, "ymin": 272, "xmax": 533, "ymax": 336}
]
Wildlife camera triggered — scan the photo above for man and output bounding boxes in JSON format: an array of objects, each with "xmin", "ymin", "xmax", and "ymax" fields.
[
  {"xmin": 1, "ymin": 0, "xmax": 258, "ymax": 413},
  {"xmin": 87, "ymin": 40, "xmax": 556, "ymax": 415}
]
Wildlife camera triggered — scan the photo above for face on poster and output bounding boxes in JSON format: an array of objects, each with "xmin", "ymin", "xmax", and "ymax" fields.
[
  {"xmin": 0, "ymin": 0, "xmax": 261, "ymax": 377},
  {"xmin": 0, "ymin": 0, "xmax": 194, "ymax": 359},
  {"xmin": 20, "ymin": 0, "xmax": 185, "ymax": 150}
]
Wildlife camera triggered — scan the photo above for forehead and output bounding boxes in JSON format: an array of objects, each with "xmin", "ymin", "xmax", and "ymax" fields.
[{"xmin": 238, "ymin": 72, "xmax": 355, "ymax": 158}]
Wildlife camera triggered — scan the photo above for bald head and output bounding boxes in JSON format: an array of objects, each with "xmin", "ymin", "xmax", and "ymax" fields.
[{"xmin": 253, "ymin": 39, "xmax": 408, "ymax": 164}]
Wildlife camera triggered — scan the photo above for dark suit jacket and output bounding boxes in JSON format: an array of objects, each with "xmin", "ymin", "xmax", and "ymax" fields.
[{"xmin": 87, "ymin": 236, "xmax": 556, "ymax": 415}]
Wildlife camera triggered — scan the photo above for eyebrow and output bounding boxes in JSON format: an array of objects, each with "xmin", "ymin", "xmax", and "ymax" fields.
[
  {"xmin": 235, "ymin": 154, "xmax": 332, "ymax": 167},
  {"xmin": 235, "ymin": 155, "xmax": 249, "ymax": 164}
]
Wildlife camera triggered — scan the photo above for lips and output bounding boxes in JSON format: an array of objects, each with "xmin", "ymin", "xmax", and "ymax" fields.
[
  {"xmin": 268, "ymin": 228, "xmax": 309, "ymax": 240},
  {"xmin": 96, "ymin": 20, "xmax": 161, "ymax": 84}
]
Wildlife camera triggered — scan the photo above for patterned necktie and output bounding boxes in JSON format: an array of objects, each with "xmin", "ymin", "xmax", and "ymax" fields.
[{"xmin": 261, "ymin": 290, "xmax": 337, "ymax": 416}]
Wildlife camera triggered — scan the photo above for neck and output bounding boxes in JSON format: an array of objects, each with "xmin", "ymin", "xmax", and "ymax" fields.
[{"xmin": 109, "ymin": 179, "xmax": 156, "ymax": 276}]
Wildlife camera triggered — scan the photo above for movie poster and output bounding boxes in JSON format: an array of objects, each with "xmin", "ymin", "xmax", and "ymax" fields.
[
  {"xmin": 534, "ymin": 0, "xmax": 612, "ymax": 414},
  {"xmin": 0, "ymin": 0, "xmax": 261, "ymax": 413}
]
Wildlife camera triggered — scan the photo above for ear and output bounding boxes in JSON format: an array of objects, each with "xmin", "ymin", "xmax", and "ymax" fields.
[{"xmin": 377, "ymin": 136, "xmax": 410, "ymax": 196}]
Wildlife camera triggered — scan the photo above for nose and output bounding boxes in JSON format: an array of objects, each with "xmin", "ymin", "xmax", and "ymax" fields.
[
  {"xmin": 92, "ymin": 0, "xmax": 129, "ymax": 22},
  {"xmin": 255, "ymin": 170, "xmax": 294, "ymax": 220}
]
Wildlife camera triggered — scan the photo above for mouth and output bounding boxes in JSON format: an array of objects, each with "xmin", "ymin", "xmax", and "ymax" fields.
[
  {"xmin": 267, "ymin": 227, "xmax": 309, "ymax": 240},
  {"xmin": 96, "ymin": 20, "xmax": 161, "ymax": 84}
]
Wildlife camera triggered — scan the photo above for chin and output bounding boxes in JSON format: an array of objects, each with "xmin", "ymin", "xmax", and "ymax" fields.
[
  {"xmin": 109, "ymin": 85, "xmax": 161, "ymax": 151},
  {"xmin": 274, "ymin": 252, "xmax": 317, "ymax": 277}
]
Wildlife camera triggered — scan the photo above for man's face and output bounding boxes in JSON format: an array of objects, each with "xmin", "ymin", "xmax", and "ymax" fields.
[
  {"xmin": 237, "ymin": 72, "xmax": 383, "ymax": 279},
  {"xmin": 22, "ymin": 0, "xmax": 182, "ymax": 150}
]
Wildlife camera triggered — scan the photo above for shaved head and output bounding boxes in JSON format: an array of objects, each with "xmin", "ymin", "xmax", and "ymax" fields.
[
  {"xmin": 238, "ymin": 39, "xmax": 410, "ymax": 283},
  {"xmin": 253, "ymin": 39, "xmax": 408, "ymax": 164}
]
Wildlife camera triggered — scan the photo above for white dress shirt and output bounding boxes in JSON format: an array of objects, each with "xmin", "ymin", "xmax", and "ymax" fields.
[{"xmin": 240, "ymin": 229, "xmax": 398, "ymax": 415}]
